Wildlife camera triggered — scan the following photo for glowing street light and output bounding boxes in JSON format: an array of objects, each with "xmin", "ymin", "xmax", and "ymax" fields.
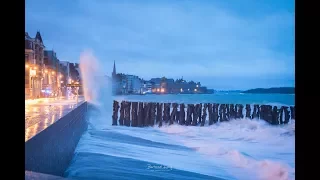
[
  {"xmin": 45, "ymin": 70, "xmax": 48, "ymax": 73},
  {"xmin": 161, "ymin": 88, "xmax": 165, "ymax": 93},
  {"xmin": 59, "ymin": 75, "xmax": 63, "ymax": 78},
  {"xmin": 157, "ymin": 88, "xmax": 160, "ymax": 92},
  {"xmin": 52, "ymin": 71, "xmax": 55, "ymax": 75},
  {"xmin": 196, "ymin": 85, "xmax": 199, "ymax": 87},
  {"xmin": 180, "ymin": 88, "xmax": 183, "ymax": 92},
  {"xmin": 194, "ymin": 89, "xmax": 197, "ymax": 92},
  {"xmin": 25, "ymin": 64, "xmax": 29, "ymax": 68}
]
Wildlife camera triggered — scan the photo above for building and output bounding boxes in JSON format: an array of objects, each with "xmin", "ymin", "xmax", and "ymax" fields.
[
  {"xmin": 43, "ymin": 50, "xmax": 61, "ymax": 95},
  {"xmin": 126, "ymin": 75, "xmax": 142, "ymax": 94},
  {"xmin": 25, "ymin": 31, "xmax": 45, "ymax": 99}
]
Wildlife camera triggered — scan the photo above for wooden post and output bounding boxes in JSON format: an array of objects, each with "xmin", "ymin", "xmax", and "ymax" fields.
[
  {"xmin": 283, "ymin": 106, "xmax": 290, "ymax": 124},
  {"xmin": 213, "ymin": 103, "xmax": 219, "ymax": 123},
  {"xmin": 245, "ymin": 104, "xmax": 251, "ymax": 119},
  {"xmin": 260, "ymin": 105, "xmax": 265, "ymax": 121},
  {"xmin": 266, "ymin": 105, "xmax": 273, "ymax": 124},
  {"xmin": 229, "ymin": 104, "xmax": 235, "ymax": 119},
  {"xmin": 252, "ymin": 105, "xmax": 259, "ymax": 119},
  {"xmin": 279, "ymin": 106, "xmax": 284, "ymax": 124},
  {"xmin": 219, "ymin": 104, "xmax": 224, "ymax": 122},
  {"xmin": 170, "ymin": 103, "xmax": 178, "ymax": 125},
  {"xmin": 112, "ymin": 100, "xmax": 119, "ymax": 125},
  {"xmin": 235, "ymin": 104, "xmax": 241, "ymax": 119},
  {"xmin": 186, "ymin": 104, "xmax": 193, "ymax": 126},
  {"xmin": 239, "ymin": 104, "xmax": 244, "ymax": 119},
  {"xmin": 124, "ymin": 102, "xmax": 131, "ymax": 126},
  {"xmin": 150, "ymin": 103, "xmax": 156, "ymax": 126},
  {"xmin": 290, "ymin": 106, "xmax": 295, "ymax": 120},
  {"xmin": 156, "ymin": 103, "xmax": 163, "ymax": 127},
  {"xmin": 162, "ymin": 103, "xmax": 171, "ymax": 124},
  {"xmin": 256, "ymin": 104, "xmax": 260, "ymax": 119},
  {"xmin": 138, "ymin": 102, "xmax": 144, "ymax": 127},
  {"xmin": 144, "ymin": 103, "xmax": 151, "ymax": 126},
  {"xmin": 131, "ymin": 102, "xmax": 138, "ymax": 127},
  {"xmin": 119, "ymin": 101, "xmax": 125, "ymax": 126},
  {"xmin": 192, "ymin": 104, "xmax": 199, "ymax": 126},
  {"xmin": 225, "ymin": 104, "xmax": 230, "ymax": 121},
  {"xmin": 271, "ymin": 106, "xmax": 279, "ymax": 125},
  {"xmin": 201, "ymin": 103, "xmax": 208, "ymax": 126},
  {"xmin": 179, "ymin": 104, "xmax": 185, "ymax": 125},
  {"xmin": 198, "ymin": 103, "xmax": 202, "ymax": 124},
  {"xmin": 208, "ymin": 103, "xmax": 213, "ymax": 125}
]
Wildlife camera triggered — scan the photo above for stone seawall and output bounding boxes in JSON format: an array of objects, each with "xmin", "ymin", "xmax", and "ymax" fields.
[{"xmin": 25, "ymin": 101, "xmax": 88, "ymax": 177}]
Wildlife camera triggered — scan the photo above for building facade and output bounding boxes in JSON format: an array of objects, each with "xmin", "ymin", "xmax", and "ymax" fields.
[
  {"xmin": 25, "ymin": 31, "xmax": 45, "ymax": 99},
  {"xmin": 43, "ymin": 50, "xmax": 61, "ymax": 96}
]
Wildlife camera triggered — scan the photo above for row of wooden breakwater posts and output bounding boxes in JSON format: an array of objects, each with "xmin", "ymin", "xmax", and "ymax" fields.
[{"xmin": 112, "ymin": 101, "xmax": 295, "ymax": 127}]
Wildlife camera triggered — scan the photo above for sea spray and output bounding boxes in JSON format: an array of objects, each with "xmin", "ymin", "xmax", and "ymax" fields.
[{"xmin": 79, "ymin": 50, "xmax": 113, "ymax": 128}]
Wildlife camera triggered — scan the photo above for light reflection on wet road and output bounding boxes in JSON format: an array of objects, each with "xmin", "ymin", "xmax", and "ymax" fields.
[{"xmin": 25, "ymin": 96, "xmax": 85, "ymax": 142}]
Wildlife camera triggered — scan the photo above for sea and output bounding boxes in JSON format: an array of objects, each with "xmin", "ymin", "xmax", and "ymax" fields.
[
  {"xmin": 67, "ymin": 52, "xmax": 295, "ymax": 180},
  {"xmin": 64, "ymin": 93, "xmax": 295, "ymax": 180}
]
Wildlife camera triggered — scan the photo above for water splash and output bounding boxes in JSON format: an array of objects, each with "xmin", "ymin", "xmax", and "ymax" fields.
[{"xmin": 79, "ymin": 49, "xmax": 113, "ymax": 128}]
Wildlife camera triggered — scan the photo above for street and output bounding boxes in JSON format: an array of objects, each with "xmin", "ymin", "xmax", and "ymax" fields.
[{"xmin": 25, "ymin": 96, "xmax": 85, "ymax": 141}]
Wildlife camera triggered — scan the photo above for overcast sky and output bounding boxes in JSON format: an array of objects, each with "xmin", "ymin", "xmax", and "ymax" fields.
[{"xmin": 26, "ymin": 0, "xmax": 294, "ymax": 90}]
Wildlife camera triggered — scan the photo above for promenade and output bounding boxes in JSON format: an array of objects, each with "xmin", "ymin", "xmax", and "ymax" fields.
[{"xmin": 25, "ymin": 96, "xmax": 85, "ymax": 141}]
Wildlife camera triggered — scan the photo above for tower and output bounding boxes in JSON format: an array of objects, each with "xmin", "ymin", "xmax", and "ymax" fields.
[{"xmin": 112, "ymin": 60, "xmax": 116, "ymax": 78}]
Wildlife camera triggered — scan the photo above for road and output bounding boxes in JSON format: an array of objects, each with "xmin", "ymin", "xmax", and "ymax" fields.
[{"xmin": 25, "ymin": 96, "xmax": 85, "ymax": 142}]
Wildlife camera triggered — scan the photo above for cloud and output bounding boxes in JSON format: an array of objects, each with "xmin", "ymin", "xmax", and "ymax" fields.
[{"xmin": 25, "ymin": 0, "xmax": 294, "ymax": 89}]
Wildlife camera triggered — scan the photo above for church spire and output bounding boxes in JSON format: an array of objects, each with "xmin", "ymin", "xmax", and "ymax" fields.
[{"xmin": 112, "ymin": 60, "xmax": 116, "ymax": 77}]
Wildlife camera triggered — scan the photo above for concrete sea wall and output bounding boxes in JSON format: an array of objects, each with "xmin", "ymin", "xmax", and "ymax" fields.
[{"xmin": 25, "ymin": 101, "xmax": 88, "ymax": 177}]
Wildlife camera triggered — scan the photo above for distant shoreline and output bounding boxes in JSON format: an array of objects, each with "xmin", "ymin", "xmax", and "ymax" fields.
[{"xmin": 242, "ymin": 87, "xmax": 295, "ymax": 94}]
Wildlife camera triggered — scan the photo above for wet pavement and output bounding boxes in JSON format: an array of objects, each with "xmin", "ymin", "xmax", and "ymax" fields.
[{"xmin": 25, "ymin": 96, "xmax": 85, "ymax": 142}]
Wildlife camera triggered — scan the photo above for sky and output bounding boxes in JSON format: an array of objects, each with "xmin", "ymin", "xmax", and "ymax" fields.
[{"xmin": 25, "ymin": 0, "xmax": 295, "ymax": 90}]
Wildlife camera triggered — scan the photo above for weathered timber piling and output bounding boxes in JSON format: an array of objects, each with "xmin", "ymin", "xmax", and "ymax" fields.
[
  {"xmin": 252, "ymin": 105, "xmax": 259, "ymax": 119},
  {"xmin": 283, "ymin": 106, "xmax": 290, "ymax": 124},
  {"xmin": 245, "ymin": 104, "xmax": 251, "ymax": 119},
  {"xmin": 131, "ymin": 102, "xmax": 138, "ymax": 127},
  {"xmin": 138, "ymin": 102, "xmax": 144, "ymax": 127},
  {"xmin": 198, "ymin": 103, "xmax": 202, "ymax": 124},
  {"xmin": 179, "ymin": 104, "xmax": 186, "ymax": 125},
  {"xmin": 124, "ymin": 101, "xmax": 131, "ymax": 126},
  {"xmin": 192, "ymin": 104, "xmax": 200, "ymax": 126},
  {"xmin": 112, "ymin": 100, "xmax": 119, "ymax": 125},
  {"xmin": 112, "ymin": 101, "xmax": 294, "ymax": 127},
  {"xmin": 170, "ymin": 103, "xmax": 178, "ymax": 125},
  {"xmin": 144, "ymin": 103, "xmax": 151, "ymax": 126},
  {"xmin": 260, "ymin": 105, "xmax": 273, "ymax": 123},
  {"xmin": 119, "ymin": 101, "xmax": 125, "ymax": 125},
  {"xmin": 235, "ymin": 104, "xmax": 243, "ymax": 119},
  {"xmin": 150, "ymin": 103, "xmax": 156, "ymax": 126},
  {"xmin": 229, "ymin": 104, "xmax": 235, "ymax": 119},
  {"xmin": 272, "ymin": 106, "xmax": 279, "ymax": 125},
  {"xmin": 219, "ymin": 104, "xmax": 225, "ymax": 122},
  {"xmin": 162, "ymin": 103, "xmax": 171, "ymax": 124},
  {"xmin": 223, "ymin": 104, "xmax": 228, "ymax": 122},
  {"xmin": 213, "ymin": 103, "xmax": 219, "ymax": 123},
  {"xmin": 156, "ymin": 103, "xmax": 163, "ymax": 127},
  {"xmin": 290, "ymin": 106, "xmax": 295, "ymax": 120},
  {"xmin": 208, "ymin": 103, "xmax": 214, "ymax": 125},
  {"xmin": 186, "ymin": 104, "xmax": 193, "ymax": 125},
  {"xmin": 201, "ymin": 103, "xmax": 208, "ymax": 126},
  {"xmin": 225, "ymin": 104, "xmax": 230, "ymax": 120}
]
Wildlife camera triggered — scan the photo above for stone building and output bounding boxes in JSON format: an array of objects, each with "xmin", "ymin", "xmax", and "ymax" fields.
[
  {"xmin": 43, "ymin": 50, "xmax": 61, "ymax": 95},
  {"xmin": 25, "ymin": 31, "xmax": 45, "ymax": 99}
]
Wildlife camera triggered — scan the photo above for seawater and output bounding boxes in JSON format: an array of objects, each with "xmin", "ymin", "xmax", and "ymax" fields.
[{"xmin": 65, "ymin": 93, "xmax": 295, "ymax": 180}]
